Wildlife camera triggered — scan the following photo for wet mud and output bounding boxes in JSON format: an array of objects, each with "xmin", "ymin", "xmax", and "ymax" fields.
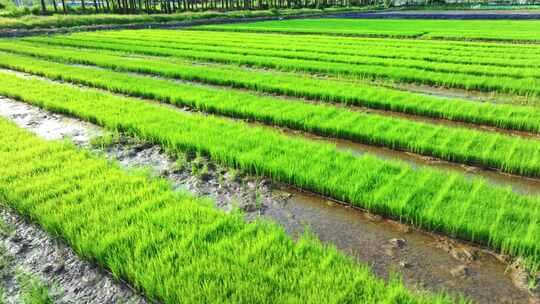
[
  {"xmin": 271, "ymin": 185, "xmax": 538, "ymax": 303},
  {"xmin": 262, "ymin": 123, "xmax": 540, "ymax": 196},
  {"xmin": 0, "ymin": 210, "xmax": 147, "ymax": 304},
  {"xmin": 0, "ymin": 96, "xmax": 101, "ymax": 145},
  {"xmin": 383, "ymin": 80, "xmax": 540, "ymax": 107},
  {"xmin": 1, "ymin": 96, "xmax": 538, "ymax": 303}
]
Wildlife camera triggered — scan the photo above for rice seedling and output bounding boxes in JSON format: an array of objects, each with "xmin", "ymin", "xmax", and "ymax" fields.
[
  {"xmin": 0, "ymin": 70, "xmax": 538, "ymax": 270},
  {"xmin": 0, "ymin": 117, "xmax": 452, "ymax": 303},
  {"xmin": 43, "ymin": 34, "xmax": 540, "ymax": 80},
  {"xmin": 2, "ymin": 51, "xmax": 540, "ymax": 178},
  {"xmin": 82, "ymin": 29, "xmax": 540, "ymax": 68},
  {"xmin": 195, "ymin": 18, "xmax": 540, "ymax": 42},
  {"xmin": 2, "ymin": 41, "xmax": 540, "ymax": 135},
  {"xmin": 20, "ymin": 34, "xmax": 540, "ymax": 96}
]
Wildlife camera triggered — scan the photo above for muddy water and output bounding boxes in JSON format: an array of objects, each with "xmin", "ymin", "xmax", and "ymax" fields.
[
  {"xmin": 0, "ymin": 97, "xmax": 101, "ymax": 145},
  {"xmin": 0, "ymin": 96, "xmax": 537, "ymax": 303},
  {"xmin": 276, "ymin": 127, "xmax": 540, "ymax": 196},
  {"xmin": 383, "ymin": 80, "xmax": 540, "ymax": 108},
  {"xmin": 268, "ymin": 185, "xmax": 532, "ymax": 303}
]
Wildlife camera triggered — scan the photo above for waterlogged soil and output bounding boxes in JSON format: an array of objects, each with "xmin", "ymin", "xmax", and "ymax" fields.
[
  {"xmin": 255, "ymin": 122, "xmax": 540, "ymax": 196},
  {"xmin": 0, "ymin": 210, "xmax": 147, "ymax": 304},
  {"xmin": 0, "ymin": 97, "xmax": 539, "ymax": 303},
  {"xmin": 383, "ymin": 80, "xmax": 540, "ymax": 108}
]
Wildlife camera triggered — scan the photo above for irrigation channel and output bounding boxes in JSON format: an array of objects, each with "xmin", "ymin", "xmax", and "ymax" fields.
[
  {"xmin": 380, "ymin": 79, "xmax": 540, "ymax": 108},
  {"xmin": 290, "ymin": 128, "xmax": 540, "ymax": 196},
  {"xmin": 0, "ymin": 97, "xmax": 538, "ymax": 303}
]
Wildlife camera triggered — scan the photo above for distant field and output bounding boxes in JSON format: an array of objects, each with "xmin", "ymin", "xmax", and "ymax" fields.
[
  {"xmin": 197, "ymin": 18, "xmax": 540, "ymax": 41},
  {"xmin": 1, "ymin": 19, "xmax": 540, "ymax": 303}
]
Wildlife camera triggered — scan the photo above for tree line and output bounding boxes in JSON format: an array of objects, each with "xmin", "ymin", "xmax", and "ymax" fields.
[{"xmin": 34, "ymin": 0, "xmax": 368, "ymax": 15}]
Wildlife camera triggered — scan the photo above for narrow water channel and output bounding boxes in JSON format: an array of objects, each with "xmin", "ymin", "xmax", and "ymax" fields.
[
  {"xmin": 266, "ymin": 185, "xmax": 531, "ymax": 303},
  {"xmin": 270, "ymin": 125, "xmax": 540, "ymax": 196}
]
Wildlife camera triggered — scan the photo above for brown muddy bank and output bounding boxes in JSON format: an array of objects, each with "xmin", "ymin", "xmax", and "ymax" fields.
[
  {"xmin": 1, "ymin": 96, "xmax": 538, "ymax": 303},
  {"xmin": 261, "ymin": 123, "xmax": 540, "ymax": 196},
  {"xmin": 0, "ymin": 209, "xmax": 148, "ymax": 304}
]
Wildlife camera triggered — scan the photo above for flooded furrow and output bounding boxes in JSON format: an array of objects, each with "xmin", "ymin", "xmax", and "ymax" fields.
[
  {"xmin": 256, "ymin": 123, "xmax": 540, "ymax": 196},
  {"xmin": 381, "ymin": 80, "xmax": 540, "ymax": 108},
  {"xmin": 0, "ymin": 96, "xmax": 537, "ymax": 303},
  {"xmin": 269, "ymin": 185, "xmax": 533, "ymax": 304}
]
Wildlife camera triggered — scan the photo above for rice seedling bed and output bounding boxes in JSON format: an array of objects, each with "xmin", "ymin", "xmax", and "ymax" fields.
[
  {"xmin": 20, "ymin": 34, "xmax": 540, "ymax": 97},
  {"xmin": 0, "ymin": 116, "xmax": 447, "ymax": 303},
  {"xmin": 69, "ymin": 30, "xmax": 540, "ymax": 69},
  {"xmin": 4, "ymin": 21, "xmax": 540, "ymax": 303},
  {"xmin": 26, "ymin": 34, "xmax": 540, "ymax": 81},
  {"xmin": 2, "ymin": 40, "xmax": 540, "ymax": 136},
  {"xmin": 71, "ymin": 30, "xmax": 540, "ymax": 71},
  {"xmin": 0, "ymin": 70, "xmax": 539, "ymax": 275},
  {"xmin": 4, "ymin": 95, "xmax": 528, "ymax": 303},
  {"xmin": 3, "ymin": 54, "xmax": 540, "ymax": 179},
  {"xmin": 195, "ymin": 18, "xmax": 540, "ymax": 42}
]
